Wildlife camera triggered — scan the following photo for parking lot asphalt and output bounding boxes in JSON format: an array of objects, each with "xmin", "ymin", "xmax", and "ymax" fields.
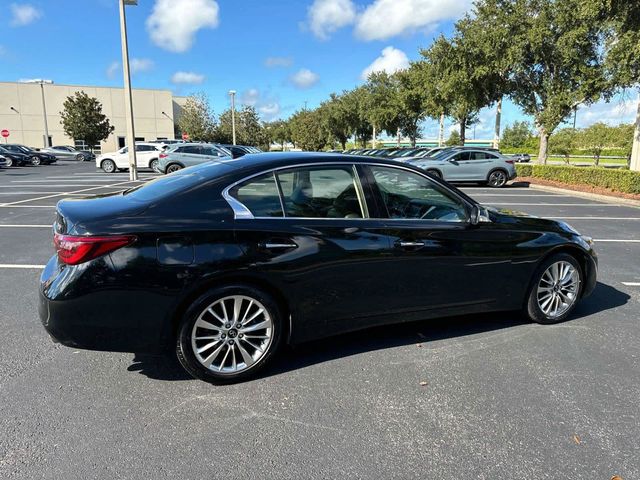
[{"xmin": 1, "ymin": 161, "xmax": 639, "ymax": 479}]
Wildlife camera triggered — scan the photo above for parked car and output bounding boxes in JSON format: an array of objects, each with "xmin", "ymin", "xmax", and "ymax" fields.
[
  {"xmin": 40, "ymin": 152, "xmax": 597, "ymax": 384},
  {"xmin": 510, "ymin": 153, "xmax": 531, "ymax": 163},
  {"xmin": 3, "ymin": 144, "xmax": 57, "ymax": 165},
  {"xmin": 220, "ymin": 145, "xmax": 258, "ymax": 159},
  {"xmin": 0, "ymin": 146, "xmax": 30, "ymax": 167},
  {"xmin": 156, "ymin": 143, "xmax": 231, "ymax": 174},
  {"xmin": 407, "ymin": 149, "xmax": 517, "ymax": 187},
  {"xmin": 96, "ymin": 143, "xmax": 164, "ymax": 173},
  {"xmin": 0, "ymin": 154, "xmax": 7, "ymax": 168},
  {"xmin": 41, "ymin": 146, "xmax": 95, "ymax": 162}
]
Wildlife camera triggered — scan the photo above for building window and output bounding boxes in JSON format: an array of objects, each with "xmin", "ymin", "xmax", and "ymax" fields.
[
  {"xmin": 135, "ymin": 136, "xmax": 145, "ymax": 142},
  {"xmin": 117, "ymin": 136, "xmax": 126, "ymax": 149}
]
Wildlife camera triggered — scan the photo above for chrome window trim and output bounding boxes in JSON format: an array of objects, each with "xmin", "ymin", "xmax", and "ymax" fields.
[{"xmin": 222, "ymin": 160, "xmax": 473, "ymax": 222}]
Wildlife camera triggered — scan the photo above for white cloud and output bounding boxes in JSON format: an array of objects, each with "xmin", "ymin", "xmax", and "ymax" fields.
[
  {"xmin": 170, "ymin": 71, "xmax": 205, "ymax": 84},
  {"xmin": 355, "ymin": 0, "xmax": 471, "ymax": 41},
  {"xmin": 130, "ymin": 58, "xmax": 155, "ymax": 74},
  {"xmin": 147, "ymin": 0, "xmax": 219, "ymax": 53},
  {"xmin": 307, "ymin": 0, "xmax": 356, "ymax": 40},
  {"xmin": 10, "ymin": 3, "xmax": 42, "ymax": 26},
  {"xmin": 106, "ymin": 61, "xmax": 120, "ymax": 79},
  {"xmin": 265, "ymin": 56, "xmax": 293, "ymax": 68},
  {"xmin": 361, "ymin": 46, "xmax": 409, "ymax": 80},
  {"xmin": 290, "ymin": 68, "xmax": 319, "ymax": 89},
  {"xmin": 240, "ymin": 88, "xmax": 282, "ymax": 121},
  {"xmin": 576, "ymin": 97, "xmax": 638, "ymax": 127}
]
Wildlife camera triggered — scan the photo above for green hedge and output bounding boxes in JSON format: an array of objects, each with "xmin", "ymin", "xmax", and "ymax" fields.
[{"xmin": 515, "ymin": 164, "xmax": 640, "ymax": 194}]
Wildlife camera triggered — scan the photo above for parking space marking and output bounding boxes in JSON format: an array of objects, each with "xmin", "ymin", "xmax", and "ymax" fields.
[
  {"xmin": 594, "ymin": 239, "xmax": 640, "ymax": 243},
  {"xmin": 622, "ymin": 282, "xmax": 640, "ymax": 286},
  {"xmin": 0, "ymin": 205, "xmax": 55, "ymax": 208},
  {"xmin": 0, "ymin": 224, "xmax": 50, "ymax": 228},
  {"xmin": 546, "ymin": 216, "xmax": 640, "ymax": 220},
  {"xmin": 488, "ymin": 202, "xmax": 619, "ymax": 206},
  {"xmin": 0, "ymin": 264, "xmax": 45, "ymax": 269},
  {"xmin": 0, "ymin": 179, "xmax": 143, "ymax": 206}
]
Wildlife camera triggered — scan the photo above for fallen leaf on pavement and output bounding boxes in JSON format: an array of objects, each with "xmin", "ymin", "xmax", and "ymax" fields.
[
  {"xmin": 573, "ymin": 434, "xmax": 581, "ymax": 445},
  {"xmin": 419, "ymin": 381, "xmax": 428, "ymax": 386}
]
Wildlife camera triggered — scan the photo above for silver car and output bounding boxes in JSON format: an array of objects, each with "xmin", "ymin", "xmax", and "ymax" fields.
[
  {"xmin": 407, "ymin": 148, "xmax": 517, "ymax": 187},
  {"xmin": 41, "ymin": 145, "xmax": 95, "ymax": 162},
  {"xmin": 157, "ymin": 143, "xmax": 231, "ymax": 174}
]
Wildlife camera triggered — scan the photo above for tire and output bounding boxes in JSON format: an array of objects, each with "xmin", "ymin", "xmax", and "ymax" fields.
[
  {"xmin": 525, "ymin": 253, "xmax": 583, "ymax": 324},
  {"xmin": 31, "ymin": 156, "xmax": 41, "ymax": 166},
  {"xmin": 176, "ymin": 285, "xmax": 284, "ymax": 384},
  {"xmin": 149, "ymin": 159, "xmax": 159, "ymax": 171},
  {"xmin": 487, "ymin": 169, "xmax": 508, "ymax": 188},
  {"xmin": 5, "ymin": 157, "xmax": 14, "ymax": 167},
  {"xmin": 426, "ymin": 169, "xmax": 442, "ymax": 179},
  {"xmin": 101, "ymin": 159, "xmax": 117, "ymax": 173},
  {"xmin": 76, "ymin": 154, "xmax": 85, "ymax": 162},
  {"xmin": 165, "ymin": 163, "xmax": 182, "ymax": 174}
]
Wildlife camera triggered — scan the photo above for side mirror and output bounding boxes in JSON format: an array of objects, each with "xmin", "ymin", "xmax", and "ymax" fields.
[{"xmin": 470, "ymin": 205, "xmax": 491, "ymax": 225}]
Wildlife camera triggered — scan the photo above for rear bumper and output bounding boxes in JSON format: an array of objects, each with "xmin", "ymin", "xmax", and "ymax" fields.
[{"xmin": 39, "ymin": 256, "xmax": 173, "ymax": 353}]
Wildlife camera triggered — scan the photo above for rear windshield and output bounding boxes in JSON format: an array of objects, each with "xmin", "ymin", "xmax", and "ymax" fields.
[{"xmin": 123, "ymin": 162, "xmax": 232, "ymax": 202}]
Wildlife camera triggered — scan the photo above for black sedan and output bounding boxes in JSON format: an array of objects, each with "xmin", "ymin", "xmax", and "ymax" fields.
[
  {"xmin": 0, "ymin": 145, "xmax": 31, "ymax": 167},
  {"xmin": 39, "ymin": 153, "xmax": 597, "ymax": 384},
  {"xmin": 3, "ymin": 144, "xmax": 57, "ymax": 165}
]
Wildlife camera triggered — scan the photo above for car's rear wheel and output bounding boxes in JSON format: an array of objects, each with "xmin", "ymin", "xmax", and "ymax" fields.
[
  {"xmin": 31, "ymin": 156, "xmax": 41, "ymax": 166},
  {"xmin": 166, "ymin": 163, "xmax": 182, "ymax": 174},
  {"xmin": 101, "ymin": 159, "xmax": 116, "ymax": 173},
  {"xmin": 176, "ymin": 286, "xmax": 283, "ymax": 384},
  {"xmin": 426, "ymin": 169, "xmax": 442, "ymax": 179},
  {"xmin": 487, "ymin": 169, "xmax": 508, "ymax": 188},
  {"xmin": 149, "ymin": 159, "xmax": 159, "ymax": 171},
  {"xmin": 525, "ymin": 253, "xmax": 582, "ymax": 324},
  {"xmin": 5, "ymin": 157, "xmax": 14, "ymax": 167}
]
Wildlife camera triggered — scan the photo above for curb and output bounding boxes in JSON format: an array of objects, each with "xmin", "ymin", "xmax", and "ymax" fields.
[{"xmin": 523, "ymin": 183, "xmax": 640, "ymax": 208}]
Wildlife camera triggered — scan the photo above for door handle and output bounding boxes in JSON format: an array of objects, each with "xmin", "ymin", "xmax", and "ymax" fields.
[
  {"xmin": 259, "ymin": 241, "xmax": 298, "ymax": 250},
  {"xmin": 396, "ymin": 240, "xmax": 425, "ymax": 248}
]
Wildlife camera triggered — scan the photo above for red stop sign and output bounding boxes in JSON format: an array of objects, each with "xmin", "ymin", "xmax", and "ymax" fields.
[
  {"xmin": 1, "ymin": 129, "xmax": 9, "ymax": 138},
  {"xmin": 181, "ymin": 132, "xmax": 189, "ymax": 140}
]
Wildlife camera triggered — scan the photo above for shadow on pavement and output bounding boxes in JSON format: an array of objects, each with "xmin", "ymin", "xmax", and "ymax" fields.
[{"xmin": 128, "ymin": 281, "xmax": 628, "ymax": 382}]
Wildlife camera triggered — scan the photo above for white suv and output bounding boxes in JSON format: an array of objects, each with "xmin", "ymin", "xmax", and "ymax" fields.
[{"xmin": 96, "ymin": 143, "xmax": 163, "ymax": 173}]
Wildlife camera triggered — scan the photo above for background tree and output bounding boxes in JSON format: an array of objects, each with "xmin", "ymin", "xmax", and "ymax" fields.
[
  {"xmin": 445, "ymin": 130, "xmax": 462, "ymax": 146},
  {"xmin": 60, "ymin": 91, "xmax": 114, "ymax": 149},
  {"xmin": 500, "ymin": 121, "xmax": 534, "ymax": 149},
  {"xmin": 478, "ymin": 0, "xmax": 610, "ymax": 164},
  {"xmin": 579, "ymin": 123, "xmax": 613, "ymax": 165},
  {"xmin": 342, "ymin": 87, "xmax": 372, "ymax": 147},
  {"xmin": 318, "ymin": 93, "xmax": 352, "ymax": 150},
  {"xmin": 216, "ymin": 106, "xmax": 266, "ymax": 146},
  {"xmin": 549, "ymin": 128, "xmax": 578, "ymax": 164},
  {"xmin": 609, "ymin": 123, "xmax": 635, "ymax": 166},
  {"xmin": 395, "ymin": 63, "xmax": 439, "ymax": 146},
  {"xmin": 364, "ymin": 71, "xmax": 402, "ymax": 142},
  {"xmin": 177, "ymin": 92, "xmax": 217, "ymax": 141},
  {"xmin": 289, "ymin": 109, "xmax": 328, "ymax": 151},
  {"xmin": 264, "ymin": 120, "xmax": 290, "ymax": 151}
]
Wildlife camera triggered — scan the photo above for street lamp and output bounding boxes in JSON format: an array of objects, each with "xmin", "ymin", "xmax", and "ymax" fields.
[
  {"xmin": 22, "ymin": 79, "xmax": 53, "ymax": 147},
  {"xmin": 229, "ymin": 90, "xmax": 237, "ymax": 145},
  {"xmin": 119, "ymin": 0, "xmax": 138, "ymax": 181}
]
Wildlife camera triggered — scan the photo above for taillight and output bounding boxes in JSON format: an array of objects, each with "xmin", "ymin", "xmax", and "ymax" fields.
[
  {"xmin": 505, "ymin": 160, "xmax": 514, "ymax": 164},
  {"xmin": 159, "ymin": 153, "xmax": 168, "ymax": 159},
  {"xmin": 53, "ymin": 233, "xmax": 136, "ymax": 265}
]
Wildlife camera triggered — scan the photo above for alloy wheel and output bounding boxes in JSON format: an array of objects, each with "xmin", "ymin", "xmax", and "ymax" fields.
[
  {"xmin": 102, "ymin": 160, "xmax": 116, "ymax": 173},
  {"xmin": 190, "ymin": 295, "xmax": 274, "ymax": 375},
  {"xmin": 488, "ymin": 170, "xmax": 507, "ymax": 187},
  {"xmin": 150, "ymin": 159, "xmax": 158, "ymax": 171},
  {"xmin": 5, "ymin": 157, "xmax": 14, "ymax": 167},
  {"xmin": 166, "ymin": 164, "xmax": 182, "ymax": 174},
  {"xmin": 77, "ymin": 154, "xmax": 85, "ymax": 161},
  {"xmin": 536, "ymin": 261, "xmax": 580, "ymax": 319},
  {"xmin": 31, "ymin": 156, "xmax": 41, "ymax": 166}
]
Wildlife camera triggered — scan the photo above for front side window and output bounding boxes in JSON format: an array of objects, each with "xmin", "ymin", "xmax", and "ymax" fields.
[
  {"xmin": 276, "ymin": 167, "xmax": 364, "ymax": 219},
  {"xmin": 230, "ymin": 173, "xmax": 283, "ymax": 217},
  {"xmin": 370, "ymin": 166, "xmax": 467, "ymax": 222}
]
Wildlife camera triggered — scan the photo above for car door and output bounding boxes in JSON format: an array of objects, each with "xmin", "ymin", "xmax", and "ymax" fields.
[
  {"xmin": 114, "ymin": 147, "xmax": 129, "ymax": 168},
  {"xmin": 229, "ymin": 163, "xmax": 397, "ymax": 342},
  {"xmin": 440, "ymin": 151, "xmax": 473, "ymax": 180},
  {"xmin": 363, "ymin": 164, "xmax": 519, "ymax": 319},
  {"xmin": 464, "ymin": 151, "xmax": 496, "ymax": 181}
]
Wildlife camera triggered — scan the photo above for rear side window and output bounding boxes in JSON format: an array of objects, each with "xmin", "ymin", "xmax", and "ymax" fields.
[
  {"xmin": 230, "ymin": 173, "xmax": 283, "ymax": 217},
  {"xmin": 276, "ymin": 167, "xmax": 364, "ymax": 219},
  {"xmin": 177, "ymin": 146, "xmax": 201, "ymax": 154}
]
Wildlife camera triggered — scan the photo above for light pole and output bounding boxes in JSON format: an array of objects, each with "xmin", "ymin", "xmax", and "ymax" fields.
[
  {"xmin": 229, "ymin": 90, "xmax": 237, "ymax": 145},
  {"xmin": 22, "ymin": 79, "xmax": 52, "ymax": 147},
  {"xmin": 119, "ymin": 0, "xmax": 138, "ymax": 181}
]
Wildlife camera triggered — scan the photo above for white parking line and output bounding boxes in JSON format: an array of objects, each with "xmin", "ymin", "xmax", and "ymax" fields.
[
  {"xmin": 622, "ymin": 282, "xmax": 640, "ymax": 286},
  {"xmin": 0, "ymin": 179, "xmax": 141, "ymax": 206},
  {"xmin": 546, "ymin": 217, "xmax": 640, "ymax": 220},
  {"xmin": 0, "ymin": 264, "xmax": 45, "ymax": 269},
  {"xmin": 594, "ymin": 239, "xmax": 640, "ymax": 243},
  {"xmin": 0, "ymin": 224, "xmax": 50, "ymax": 228},
  {"xmin": 0, "ymin": 205, "xmax": 54, "ymax": 208},
  {"xmin": 489, "ymin": 203, "xmax": 617, "ymax": 206}
]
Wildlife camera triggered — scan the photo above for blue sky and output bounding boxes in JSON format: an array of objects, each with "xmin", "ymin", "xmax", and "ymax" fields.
[{"xmin": 0, "ymin": 0, "xmax": 637, "ymax": 140}]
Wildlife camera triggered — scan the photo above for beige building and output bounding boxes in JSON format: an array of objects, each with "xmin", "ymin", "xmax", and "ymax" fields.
[{"xmin": 0, "ymin": 81, "xmax": 186, "ymax": 153}]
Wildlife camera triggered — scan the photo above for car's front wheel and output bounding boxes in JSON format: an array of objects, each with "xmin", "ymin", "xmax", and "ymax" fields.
[
  {"xmin": 101, "ymin": 159, "xmax": 116, "ymax": 173},
  {"xmin": 76, "ymin": 154, "xmax": 85, "ymax": 162},
  {"xmin": 525, "ymin": 253, "xmax": 582, "ymax": 324},
  {"xmin": 176, "ymin": 285, "xmax": 283, "ymax": 384},
  {"xmin": 31, "ymin": 156, "xmax": 41, "ymax": 166},
  {"xmin": 5, "ymin": 157, "xmax": 14, "ymax": 167}
]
